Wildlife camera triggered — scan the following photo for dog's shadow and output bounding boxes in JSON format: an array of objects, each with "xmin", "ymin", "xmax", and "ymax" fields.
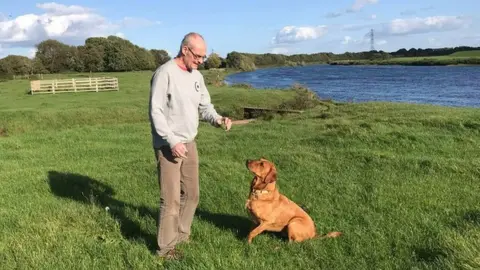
[
  {"xmin": 195, "ymin": 209, "xmax": 286, "ymax": 241},
  {"xmin": 195, "ymin": 209, "xmax": 253, "ymax": 239},
  {"xmin": 47, "ymin": 170, "xmax": 158, "ymax": 251}
]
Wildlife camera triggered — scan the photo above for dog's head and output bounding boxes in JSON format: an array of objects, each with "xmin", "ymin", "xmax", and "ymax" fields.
[{"xmin": 246, "ymin": 157, "xmax": 277, "ymax": 191}]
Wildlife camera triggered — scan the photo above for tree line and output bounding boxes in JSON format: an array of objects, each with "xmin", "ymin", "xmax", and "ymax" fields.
[
  {"xmin": 0, "ymin": 36, "xmax": 171, "ymax": 76},
  {"xmin": 1, "ymin": 35, "xmax": 479, "ymax": 76}
]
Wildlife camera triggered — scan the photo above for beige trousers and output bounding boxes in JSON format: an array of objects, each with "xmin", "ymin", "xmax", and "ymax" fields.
[{"xmin": 154, "ymin": 141, "xmax": 199, "ymax": 255}]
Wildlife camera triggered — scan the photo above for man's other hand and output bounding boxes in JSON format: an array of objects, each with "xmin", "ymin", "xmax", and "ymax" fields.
[{"xmin": 171, "ymin": 143, "xmax": 187, "ymax": 159}]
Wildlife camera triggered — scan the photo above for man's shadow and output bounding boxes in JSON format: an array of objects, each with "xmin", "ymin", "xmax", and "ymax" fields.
[
  {"xmin": 48, "ymin": 170, "xmax": 285, "ymax": 250},
  {"xmin": 47, "ymin": 171, "xmax": 158, "ymax": 252}
]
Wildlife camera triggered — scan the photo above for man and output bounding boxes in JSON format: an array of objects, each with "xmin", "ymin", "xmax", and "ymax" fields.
[{"xmin": 148, "ymin": 32, "xmax": 232, "ymax": 260}]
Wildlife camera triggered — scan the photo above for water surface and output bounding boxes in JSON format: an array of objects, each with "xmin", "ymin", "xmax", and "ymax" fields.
[{"xmin": 225, "ymin": 65, "xmax": 480, "ymax": 108}]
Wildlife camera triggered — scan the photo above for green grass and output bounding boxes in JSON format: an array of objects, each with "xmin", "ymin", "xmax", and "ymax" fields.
[
  {"xmin": 450, "ymin": 50, "xmax": 480, "ymax": 57},
  {"xmin": 1, "ymin": 71, "xmax": 480, "ymax": 269}
]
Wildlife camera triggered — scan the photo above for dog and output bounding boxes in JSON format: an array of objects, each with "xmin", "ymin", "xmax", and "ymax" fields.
[{"xmin": 244, "ymin": 157, "xmax": 341, "ymax": 244}]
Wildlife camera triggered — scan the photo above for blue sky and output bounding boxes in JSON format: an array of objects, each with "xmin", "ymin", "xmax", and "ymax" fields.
[{"xmin": 1, "ymin": 0, "xmax": 479, "ymax": 58}]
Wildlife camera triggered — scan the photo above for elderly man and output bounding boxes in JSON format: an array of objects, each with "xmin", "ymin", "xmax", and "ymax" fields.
[{"xmin": 148, "ymin": 32, "xmax": 232, "ymax": 260}]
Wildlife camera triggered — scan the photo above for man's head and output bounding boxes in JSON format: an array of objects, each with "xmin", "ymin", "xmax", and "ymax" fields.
[{"xmin": 176, "ymin": 32, "xmax": 207, "ymax": 71}]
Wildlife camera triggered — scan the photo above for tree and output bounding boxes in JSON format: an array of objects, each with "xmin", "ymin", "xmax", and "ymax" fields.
[
  {"xmin": 0, "ymin": 55, "xmax": 33, "ymax": 75},
  {"xmin": 35, "ymin": 39, "xmax": 71, "ymax": 73},
  {"xmin": 150, "ymin": 49, "xmax": 171, "ymax": 67},
  {"xmin": 204, "ymin": 52, "xmax": 221, "ymax": 69},
  {"xmin": 78, "ymin": 44, "xmax": 104, "ymax": 72},
  {"xmin": 226, "ymin": 51, "xmax": 256, "ymax": 71},
  {"xmin": 103, "ymin": 36, "xmax": 136, "ymax": 71},
  {"xmin": 133, "ymin": 45, "xmax": 156, "ymax": 70}
]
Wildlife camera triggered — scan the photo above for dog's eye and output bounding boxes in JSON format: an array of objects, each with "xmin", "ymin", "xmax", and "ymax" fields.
[{"xmin": 260, "ymin": 162, "xmax": 264, "ymax": 167}]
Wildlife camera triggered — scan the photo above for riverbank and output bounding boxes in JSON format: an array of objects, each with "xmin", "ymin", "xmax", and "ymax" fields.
[{"xmin": 328, "ymin": 56, "xmax": 480, "ymax": 66}]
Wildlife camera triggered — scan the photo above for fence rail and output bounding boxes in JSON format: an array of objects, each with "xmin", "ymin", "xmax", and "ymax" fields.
[{"xmin": 30, "ymin": 77, "xmax": 119, "ymax": 94}]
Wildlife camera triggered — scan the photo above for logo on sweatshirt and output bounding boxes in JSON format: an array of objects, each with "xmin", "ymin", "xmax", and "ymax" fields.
[{"xmin": 194, "ymin": 81, "xmax": 200, "ymax": 92}]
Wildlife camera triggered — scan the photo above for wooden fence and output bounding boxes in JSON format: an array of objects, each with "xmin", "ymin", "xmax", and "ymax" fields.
[{"xmin": 30, "ymin": 77, "xmax": 119, "ymax": 95}]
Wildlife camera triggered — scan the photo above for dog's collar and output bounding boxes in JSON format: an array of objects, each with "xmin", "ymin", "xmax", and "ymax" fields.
[{"xmin": 251, "ymin": 189, "xmax": 270, "ymax": 195}]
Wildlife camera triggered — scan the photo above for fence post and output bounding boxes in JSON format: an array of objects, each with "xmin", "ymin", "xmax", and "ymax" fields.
[
  {"xmin": 72, "ymin": 78, "xmax": 76, "ymax": 92},
  {"xmin": 96, "ymin": 78, "xmax": 98, "ymax": 92},
  {"xmin": 52, "ymin": 80, "xmax": 55, "ymax": 94}
]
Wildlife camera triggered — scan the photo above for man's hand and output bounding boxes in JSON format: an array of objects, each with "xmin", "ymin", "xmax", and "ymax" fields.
[
  {"xmin": 171, "ymin": 143, "xmax": 187, "ymax": 159},
  {"xmin": 217, "ymin": 117, "xmax": 232, "ymax": 131}
]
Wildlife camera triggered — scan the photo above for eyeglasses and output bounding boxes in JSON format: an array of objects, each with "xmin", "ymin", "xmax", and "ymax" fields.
[{"xmin": 187, "ymin": 47, "xmax": 206, "ymax": 61}]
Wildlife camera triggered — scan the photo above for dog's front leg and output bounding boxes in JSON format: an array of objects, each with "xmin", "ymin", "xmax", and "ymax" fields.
[{"xmin": 247, "ymin": 222, "xmax": 268, "ymax": 244}]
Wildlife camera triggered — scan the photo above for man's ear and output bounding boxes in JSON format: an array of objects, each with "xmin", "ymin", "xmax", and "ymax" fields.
[{"xmin": 264, "ymin": 166, "xmax": 277, "ymax": 183}]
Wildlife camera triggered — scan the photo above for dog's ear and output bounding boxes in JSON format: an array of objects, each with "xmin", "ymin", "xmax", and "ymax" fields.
[{"xmin": 264, "ymin": 166, "xmax": 277, "ymax": 183}]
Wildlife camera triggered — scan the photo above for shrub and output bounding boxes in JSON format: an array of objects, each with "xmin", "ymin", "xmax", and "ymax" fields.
[
  {"xmin": 229, "ymin": 83, "xmax": 253, "ymax": 89},
  {"xmin": 204, "ymin": 53, "xmax": 222, "ymax": 69},
  {"xmin": 277, "ymin": 83, "xmax": 322, "ymax": 111}
]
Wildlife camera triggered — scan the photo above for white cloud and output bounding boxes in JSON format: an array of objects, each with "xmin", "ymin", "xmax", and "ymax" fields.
[
  {"xmin": 400, "ymin": 6, "xmax": 434, "ymax": 16},
  {"xmin": 326, "ymin": 0, "xmax": 378, "ymax": 18},
  {"xmin": 114, "ymin": 32, "xmax": 125, "ymax": 38},
  {"xmin": 342, "ymin": 22, "xmax": 377, "ymax": 31},
  {"xmin": 341, "ymin": 36, "xmax": 353, "ymax": 45},
  {"xmin": 340, "ymin": 35, "xmax": 386, "ymax": 49},
  {"xmin": 270, "ymin": 47, "xmax": 289, "ymax": 54},
  {"xmin": 0, "ymin": 2, "xmax": 159, "ymax": 50},
  {"xmin": 348, "ymin": 0, "xmax": 379, "ymax": 12},
  {"xmin": 341, "ymin": 35, "xmax": 367, "ymax": 46},
  {"xmin": 325, "ymin": 12, "xmax": 343, "ymax": 18},
  {"xmin": 427, "ymin": 37, "xmax": 442, "ymax": 46},
  {"xmin": 36, "ymin": 2, "xmax": 93, "ymax": 15},
  {"xmin": 376, "ymin": 39, "xmax": 387, "ymax": 45},
  {"xmin": 343, "ymin": 15, "xmax": 470, "ymax": 37},
  {"xmin": 28, "ymin": 47, "xmax": 37, "ymax": 58},
  {"xmin": 381, "ymin": 16, "xmax": 470, "ymax": 36},
  {"xmin": 273, "ymin": 25, "xmax": 328, "ymax": 44}
]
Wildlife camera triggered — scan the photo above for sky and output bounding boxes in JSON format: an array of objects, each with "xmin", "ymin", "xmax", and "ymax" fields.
[{"xmin": 1, "ymin": 0, "xmax": 479, "ymax": 59}]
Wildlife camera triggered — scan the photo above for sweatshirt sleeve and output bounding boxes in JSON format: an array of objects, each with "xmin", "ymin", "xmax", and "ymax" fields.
[
  {"xmin": 198, "ymin": 75, "xmax": 222, "ymax": 126},
  {"xmin": 149, "ymin": 68, "xmax": 182, "ymax": 148}
]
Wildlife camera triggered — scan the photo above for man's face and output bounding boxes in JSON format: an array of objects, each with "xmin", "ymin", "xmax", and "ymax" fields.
[{"xmin": 183, "ymin": 39, "xmax": 206, "ymax": 70}]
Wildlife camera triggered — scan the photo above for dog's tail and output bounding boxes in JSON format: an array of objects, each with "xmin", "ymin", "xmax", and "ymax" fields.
[{"xmin": 315, "ymin": 231, "xmax": 342, "ymax": 239}]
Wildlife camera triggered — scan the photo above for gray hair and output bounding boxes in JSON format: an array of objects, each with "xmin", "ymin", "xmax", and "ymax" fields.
[{"xmin": 177, "ymin": 32, "xmax": 204, "ymax": 57}]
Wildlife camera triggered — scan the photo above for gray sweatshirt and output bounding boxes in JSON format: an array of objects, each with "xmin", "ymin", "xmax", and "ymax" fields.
[{"xmin": 148, "ymin": 59, "xmax": 222, "ymax": 149}]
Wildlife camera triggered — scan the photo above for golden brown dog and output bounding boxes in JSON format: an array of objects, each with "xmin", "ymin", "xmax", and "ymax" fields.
[{"xmin": 244, "ymin": 157, "xmax": 341, "ymax": 244}]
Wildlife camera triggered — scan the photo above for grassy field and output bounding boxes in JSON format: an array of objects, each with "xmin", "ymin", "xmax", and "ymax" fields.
[
  {"xmin": 1, "ymin": 70, "xmax": 479, "ymax": 269},
  {"xmin": 329, "ymin": 50, "xmax": 480, "ymax": 66},
  {"xmin": 450, "ymin": 50, "xmax": 480, "ymax": 57}
]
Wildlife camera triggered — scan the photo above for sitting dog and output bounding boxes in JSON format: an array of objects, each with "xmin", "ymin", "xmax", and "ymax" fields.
[{"xmin": 244, "ymin": 157, "xmax": 341, "ymax": 244}]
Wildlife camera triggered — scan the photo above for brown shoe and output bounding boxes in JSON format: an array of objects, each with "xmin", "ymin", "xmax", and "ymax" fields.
[{"xmin": 156, "ymin": 248, "xmax": 183, "ymax": 260}]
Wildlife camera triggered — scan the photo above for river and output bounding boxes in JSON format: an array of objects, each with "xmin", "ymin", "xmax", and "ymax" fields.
[{"xmin": 224, "ymin": 65, "xmax": 480, "ymax": 108}]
